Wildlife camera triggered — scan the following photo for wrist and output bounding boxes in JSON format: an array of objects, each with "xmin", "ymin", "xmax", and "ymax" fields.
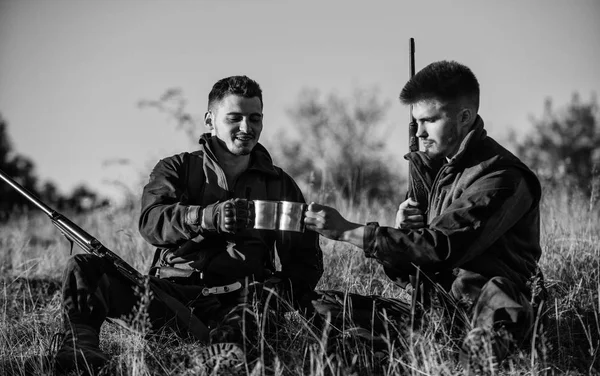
[
  {"xmin": 340, "ymin": 222, "xmax": 365, "ymax": 246},
  {"xmin": 185, "ymin": 205, "xmax": 202, "ymax": 226},
  {"xmin": 200, "ymin": 204, "xmax": 218, "ymax": 232}
]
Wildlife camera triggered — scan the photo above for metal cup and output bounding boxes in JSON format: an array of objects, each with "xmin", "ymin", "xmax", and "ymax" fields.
[
  {"xmin": 253, "ymin": 200, "xmax": 278, "ymax": 230},
  {"xmin": 277, "ymin": 201, "xmax": 307, "ymax": 232}
]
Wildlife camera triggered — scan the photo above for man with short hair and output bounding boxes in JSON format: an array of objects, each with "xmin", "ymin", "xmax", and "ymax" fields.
[
  {"xmin": 305, "ymin": 61, "xmax": 544, "ymax": 373},
  {"xmin": 56, "ymin": 75, "xmax": 323, "ymax": 371}
]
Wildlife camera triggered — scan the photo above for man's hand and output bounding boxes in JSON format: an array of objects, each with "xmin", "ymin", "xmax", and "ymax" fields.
[
  {"xmin": 201, "ymin": 198, "xmax": 254, "ymax": 234},
  {"xmin": 304, "ymin": 202, "xmax": 358, "ymax": 241},
  {"xmin": 395, "ymin": 197, "xmax": 425, "ymax": 229}
]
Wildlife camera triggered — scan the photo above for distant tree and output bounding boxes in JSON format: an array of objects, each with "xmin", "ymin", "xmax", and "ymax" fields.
[
  {"xmin": 0, "ymin": 115, "xmax": 108, "ymax": 219},
  {"xmin": 65, "ymin": 185, "xmax": 110, "ymax": 213},
  {"xmin": 274, "ymin": 87, "xmax": 404, "ymax": 202},
  {"xmin": 0, "ymin": 115, "xmax": 39, "ymax": 219},
  {"xmin": 138, "ymin": 88, "xmax": 200, "ymax": 145},
  {"xmin": 510, "ymin": 93, "xmax": 600, "ymax": 196}
]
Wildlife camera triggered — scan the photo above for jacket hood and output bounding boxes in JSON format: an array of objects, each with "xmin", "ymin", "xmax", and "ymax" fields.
[
  {"xmin": 450, "ymin": 116, "xmax": 542, "ymax": 205},
  {"xmin": 198, "ymin": 133, "xmax": 279, "ymax": 177},
  {"xmin": 447, "ymin": 115, "xmax": 486, "ymax": 166}
]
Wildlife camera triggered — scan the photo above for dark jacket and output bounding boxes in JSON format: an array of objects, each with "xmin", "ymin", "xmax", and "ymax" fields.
[
  {"xmin": 139, "ymin": 134, "xmax": 323, "ymax": 299},
  {"xmin": 363, "ymin": 116, "xmax": 542, "ymax": 301}
]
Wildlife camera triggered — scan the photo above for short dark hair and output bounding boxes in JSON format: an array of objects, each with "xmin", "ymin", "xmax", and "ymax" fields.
[
  {"xmin": 399, "ymin": 60, "xmax": 480, "ymax": 110},
  {"xmin": 208, "ymin": 75, "xmax": 263, "ymax": 110}
]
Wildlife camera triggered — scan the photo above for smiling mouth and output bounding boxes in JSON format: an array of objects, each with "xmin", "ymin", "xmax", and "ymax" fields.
[{"xmin": 235, "ymin": 134, "xmax": 254, "ymax": 142}]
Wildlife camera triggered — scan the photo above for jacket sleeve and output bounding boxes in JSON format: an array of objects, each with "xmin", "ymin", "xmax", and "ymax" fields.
[
  {"xmin": 138, "ymin": 156, "xmax": 203, "ymax": 247},
  {"xmin": 273, "ymin": 171, "xmax": 324, "ymax": 299},
  {"xmin": 364, "ymin": 168, "xmax": 535, "ymax": 272}
]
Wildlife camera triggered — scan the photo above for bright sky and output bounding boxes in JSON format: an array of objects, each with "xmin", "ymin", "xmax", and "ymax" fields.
[{"xmin": 1, "ymin": 0, "xmax": 599, "ymax": 202}]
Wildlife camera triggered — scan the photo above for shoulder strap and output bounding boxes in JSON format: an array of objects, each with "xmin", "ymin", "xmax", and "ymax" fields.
[
  {"xmin": 182, "ymin": 151, "xmax": 206, "ymax": 202},
  {"xmin": 265, "ymin": 168, "xmax": 282, "ymax": 201}
]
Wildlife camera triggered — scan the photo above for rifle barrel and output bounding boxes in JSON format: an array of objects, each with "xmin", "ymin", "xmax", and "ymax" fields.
[{"xmin": 0, "ymin": 169, "xmax": 53, "ymax": 216}]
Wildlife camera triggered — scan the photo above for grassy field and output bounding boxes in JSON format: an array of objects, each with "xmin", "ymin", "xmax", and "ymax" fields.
[{"xmin": 0, "ymin": 185, "xmax": 599, "ymax": 375}]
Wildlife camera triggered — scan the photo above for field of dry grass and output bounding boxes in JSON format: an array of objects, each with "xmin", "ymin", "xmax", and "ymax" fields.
[{"xmin": 1, "ymin": 185, "xmax": 599, "ymax": 375}]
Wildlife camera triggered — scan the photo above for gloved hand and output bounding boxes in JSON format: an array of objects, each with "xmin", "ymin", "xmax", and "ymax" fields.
[{"xmin": 201, "ymin": 198, "xmax": 254, "ymax": 234}]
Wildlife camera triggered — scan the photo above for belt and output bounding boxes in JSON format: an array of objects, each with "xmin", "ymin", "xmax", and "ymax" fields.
[
  {"xmin": 151, "ymin": 266, "xmax": 243, "ymax": 295},
  {"xmin": 202, "ymin": 282, "xmax": 243, "ymax": 296}
]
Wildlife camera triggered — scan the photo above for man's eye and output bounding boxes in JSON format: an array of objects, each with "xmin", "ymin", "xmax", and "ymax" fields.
[
  {"xmin": 227, "ymin": 116, "xmax": 242, "ymax": 122},
  {"xmin": 250, "ymin": 115, "xmax": 263, "ymax": 122}
]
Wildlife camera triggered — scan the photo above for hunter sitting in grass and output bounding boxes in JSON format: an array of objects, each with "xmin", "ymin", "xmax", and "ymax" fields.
[
  {"xmin": 55, "ymin": 75, "xmax": 323, "ymax": 372},
  {"xmin": 305, "ymin": 60, "xmax": 546, "ymax": 374}
]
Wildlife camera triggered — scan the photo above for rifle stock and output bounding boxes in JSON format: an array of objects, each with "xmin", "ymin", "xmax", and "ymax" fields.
[{"xmin": 0, "ymin": 168, "xmax": 210, "ymax": 343}]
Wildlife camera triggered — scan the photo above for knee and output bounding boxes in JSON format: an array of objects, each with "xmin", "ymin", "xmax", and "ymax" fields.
[
  {"xmin": 480, "ymin": 276, "xmax": 523, "ymax": 299},
  {"xmin": 473, "ymin": 277, "xmax": 534, "ymax": 333},
  {"xmin": 64, "ymin": 254, "xmax": 103, "ymax": 276},
  {"xmin": 66, "ymin": 253, "xmax": 99, "ymax": 267}
]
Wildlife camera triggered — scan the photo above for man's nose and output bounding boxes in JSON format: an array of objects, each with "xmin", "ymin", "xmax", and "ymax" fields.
[
  {"xmin": 239, "ymin": 118, "xmax": 250, "ymax": 132},
  {"xmin": 416, "ymin": 122, "xmax": 427, "ymax": 138}
]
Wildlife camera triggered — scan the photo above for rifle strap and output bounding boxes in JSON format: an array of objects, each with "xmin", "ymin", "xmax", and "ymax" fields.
[
  {"xmin": 68, "ymin": 239, "xmax": 74, "ymax": 256},
  {"xmin": 53, "ymin": 222, "xmax": 75, "ymax": 255}
]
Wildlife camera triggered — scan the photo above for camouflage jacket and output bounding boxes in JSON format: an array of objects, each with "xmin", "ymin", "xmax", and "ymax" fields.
[
  {"xmin": 364, "ymin": 116, "xmax": 542, "ymax": 301},
  {"xmin": 139, "ymin": 133, "xmax": 323, "ymax": 299}
]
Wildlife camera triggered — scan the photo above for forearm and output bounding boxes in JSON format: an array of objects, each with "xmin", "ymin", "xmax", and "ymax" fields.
[
  {"xmin": 364, "ymin": 225, "xmax": 445, "ymax": 270},
  {"xmin": 364, "ymin": 174, "xmax": 535, "ymax": 271},
  {"xmin": 339, "ymin": 222, "xmax": 365, "ymax": 249},
  {"xmin": 139, "ymin": 203, "xmax": 203, "ymax": 246}
]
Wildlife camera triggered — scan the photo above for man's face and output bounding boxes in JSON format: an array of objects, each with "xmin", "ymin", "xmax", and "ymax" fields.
[
  {"xmin": 207, "ymin": 94, "xmax": 263, "ymax": 156},
  {"xmin": 412, "ymin": 99, "xmax": 462, "ymax": 160}
]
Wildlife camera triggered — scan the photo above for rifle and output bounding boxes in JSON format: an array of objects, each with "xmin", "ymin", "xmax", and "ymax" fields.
[
  {"xmin": 0, "ymin": 168, "xmax": 210, "ymax": 343},
  {"xmin": 408, "ymin": 37, "xmax": 418, "ymax": 154},
  {"xmin": 406, "ymin": 37, "xmax": 425, "ymax": 204}
]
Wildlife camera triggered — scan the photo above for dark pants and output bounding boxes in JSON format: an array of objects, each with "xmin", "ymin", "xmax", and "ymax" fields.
[
  {"xmin": 310, "ymin": 276, "xmax": 535, "ymax": 348},
  {"xmin": 62, "ymin": 254, "xmax": 268, "ymax": 341}
]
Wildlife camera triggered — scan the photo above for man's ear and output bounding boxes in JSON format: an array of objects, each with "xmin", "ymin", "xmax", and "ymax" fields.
[
  {"xmin": 458, "ymin": 108, "xmax": 473, "ymax": 127},
  {"xmin": 204, "ymin": 111, "xmax": 213, "ymax": 131}
]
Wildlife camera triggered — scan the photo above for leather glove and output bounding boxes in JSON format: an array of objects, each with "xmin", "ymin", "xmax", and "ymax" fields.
[{"xmin": 201, "ymin": 198, "xmax": 254, "ymax": 234}]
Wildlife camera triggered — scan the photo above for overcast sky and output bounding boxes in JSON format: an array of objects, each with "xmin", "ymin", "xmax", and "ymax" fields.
[{"xmin": 1, "ymin": 0, "xmax": 599, "ymax": 201}]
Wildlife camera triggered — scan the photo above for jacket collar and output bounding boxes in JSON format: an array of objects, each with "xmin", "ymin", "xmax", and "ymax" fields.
[
  {"xmin": 447, "ymin": 115, "xmax": 487, "ymax": 166},
  {"xmin": 198, "ymin": 133, "xmax": 280, "ymax": 177}
]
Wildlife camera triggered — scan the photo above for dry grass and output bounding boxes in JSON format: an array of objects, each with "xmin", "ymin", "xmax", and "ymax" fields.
[{"xmin": 0, "ymin": 185, "xmax": 599, "ymax": 375}]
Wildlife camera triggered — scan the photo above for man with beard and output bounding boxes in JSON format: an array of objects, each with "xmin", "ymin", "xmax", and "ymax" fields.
[
  {"xmin": 304, "ymin": 61, "xmax": 545, "ymax": 374},
  {"xmin": 55, "ymin": 75, "xmax": 323, "ymax": 371}
]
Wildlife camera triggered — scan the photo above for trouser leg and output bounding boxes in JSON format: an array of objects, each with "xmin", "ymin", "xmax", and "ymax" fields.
[
  {"xmin": 207, "ymin": 278, "xmax": 298, "ymax": 344},
  {"xmin": 471, "ymin": 276, "xmax": 534, "ymax": 345},
  {"xmin": 62, "ymin": 253, "xmax": 141, "ymax": 333},
  {"xmin": 459, "ymin": 276, "xmax": 534, "ymax": 372},
  {"xmin": 62, "ymin": 254, "xmax": 225, "ymax": 337},
  {"xmin": 308, "ymin": 290, "xmax": 412, "ymax": 340}
]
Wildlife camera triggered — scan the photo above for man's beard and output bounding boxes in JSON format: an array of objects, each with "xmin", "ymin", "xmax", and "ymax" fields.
[
  {"xmin": 230, "ymin": 148, "xmax": 252, "ymax": 156},
  {"xmin": 229, "ymin": 139, "xmax": 254, "ymax": 156}
]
